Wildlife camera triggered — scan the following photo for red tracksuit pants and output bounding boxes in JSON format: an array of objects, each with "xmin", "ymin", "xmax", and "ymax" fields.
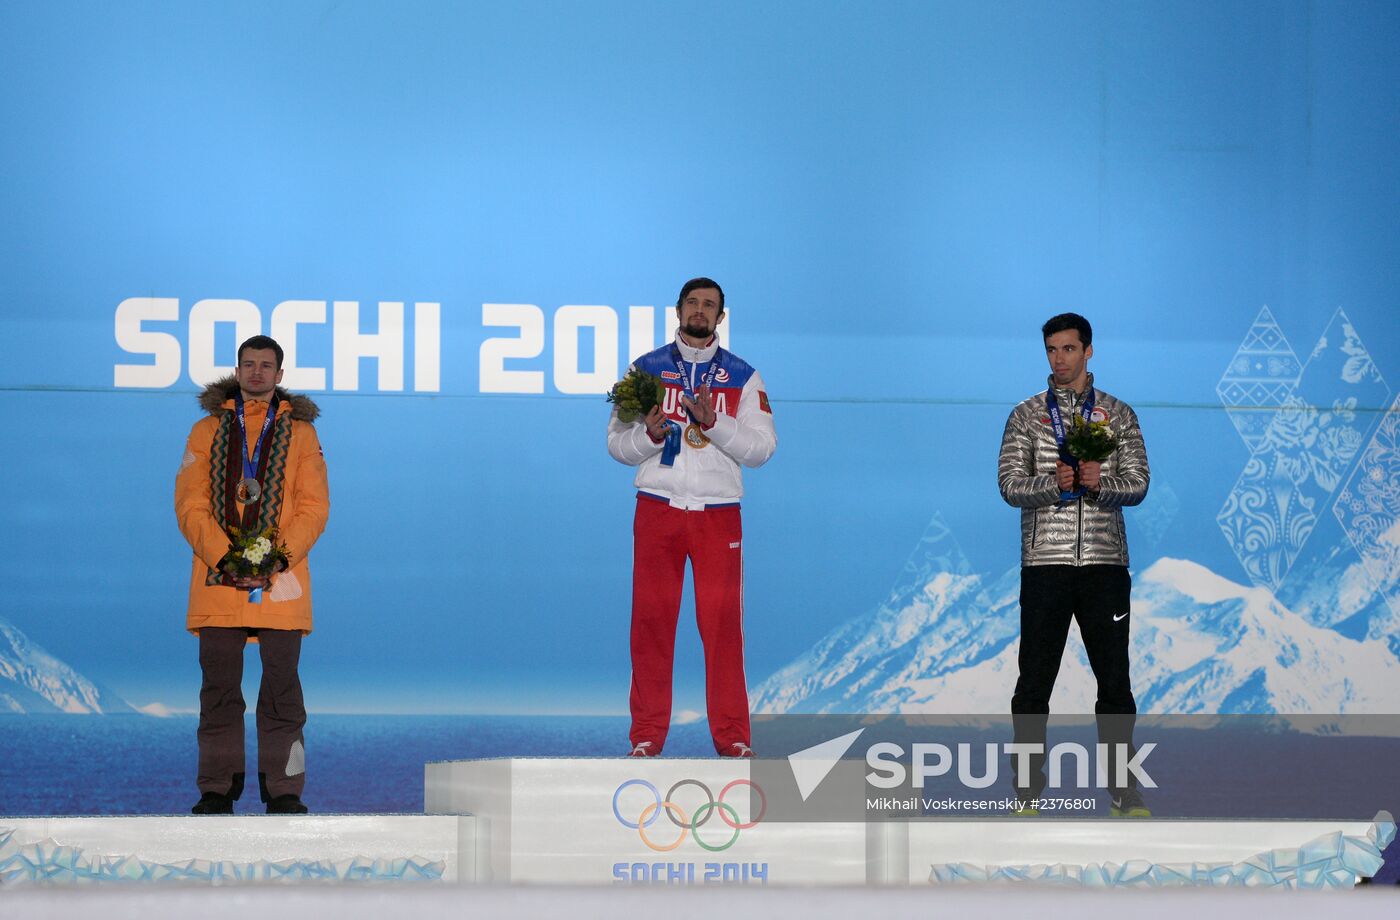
[{"xmin": 629, "ymin": 494, "xmax": 750, "ymax": 754}]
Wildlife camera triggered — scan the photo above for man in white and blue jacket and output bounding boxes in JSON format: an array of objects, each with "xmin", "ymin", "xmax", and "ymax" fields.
[{"xmin": 607, "ymin": 277, "xmax": 777, "ymax": 758}]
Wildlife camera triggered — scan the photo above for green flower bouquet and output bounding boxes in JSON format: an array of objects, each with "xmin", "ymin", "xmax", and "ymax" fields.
[
  {"xmin": 607, "ymin": 368, "xmax": 666, "ymax": 423},
  {"xmin": 1065, "ymin": 414, "xmax": 1117, "ymax": 462}
]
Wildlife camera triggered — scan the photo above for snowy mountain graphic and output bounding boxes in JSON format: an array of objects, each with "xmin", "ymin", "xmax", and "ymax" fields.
[
  {"xmin": 0, "ymin": 618, "xmax": 136, "ymax": 714},
  {"xmin": 752, "ymin": 516, "xmax": 1400, "ymax": 715}
]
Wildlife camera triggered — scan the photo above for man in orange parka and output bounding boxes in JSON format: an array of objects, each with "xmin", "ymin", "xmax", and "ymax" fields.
[{"xmin": 175, "ymin": 335, "xmax": 329, "ymax": 815}]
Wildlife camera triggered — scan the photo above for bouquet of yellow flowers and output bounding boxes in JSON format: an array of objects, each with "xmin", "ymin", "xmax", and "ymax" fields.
[
  {"xmin": 1065, "ymin": 414, "xmax": 1117, "ymax": 462},
  {"xmin": 607, "ymin": 368, "xmax": 666, "ymax": 423},
  {"xmin": 219, "ymin": 525, "xmax": 289, "ymax": 580}
]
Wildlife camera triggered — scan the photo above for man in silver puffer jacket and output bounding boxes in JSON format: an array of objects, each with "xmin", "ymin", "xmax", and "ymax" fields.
[{"xmin": 997, "ymin": 313, "xmax": 1151, "ymax": 816}]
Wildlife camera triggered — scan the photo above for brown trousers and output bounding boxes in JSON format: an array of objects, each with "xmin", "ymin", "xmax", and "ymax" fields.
[{"xmin": 197, "ymin": 627, "xmax": 306, "ymax": 800}]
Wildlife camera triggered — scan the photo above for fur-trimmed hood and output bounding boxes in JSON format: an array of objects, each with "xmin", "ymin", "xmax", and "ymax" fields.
[{"xmin": 198, "ymin": 375, "xmax": 320, "ymax": 422}]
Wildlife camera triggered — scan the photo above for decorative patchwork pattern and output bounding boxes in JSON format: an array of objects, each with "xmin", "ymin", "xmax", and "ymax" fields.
[
  {"xmin": 268, "ymin": 569, "xmax": 303, "ymax": 602},
  {"xmin": 286, "ymin": 739, "xmax": 306, "ymax": 777},
  {"xmin": 1134, "ymin": 481, "xmax": 1180, "ymax": 549},
  {"xmin": 1217, "ymin": 309, "xmax": 1390, "ymax": 590},
  {"xmin": 0, "ymin": 828, "xmax": 444, "ymax": 886},
  {"xmin": 1216, "ymin": 306, "xmax": 1303, "ymax": 453},
  {"xmin": 929, "ymin": 818, "xmax": 1395, "ymax": 888},
  {"xmin": 1333, "ymin": 392, "xmax": 1400, "ymax": 622},
  {"xmin": 879, "ymin": 513, "xmax": 972, "ymax": 616}
]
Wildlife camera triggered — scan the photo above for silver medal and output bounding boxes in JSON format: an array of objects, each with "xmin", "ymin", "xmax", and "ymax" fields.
[{"xmin": 237, "ymin": 477, "xmax": 262, "ymax": 503}]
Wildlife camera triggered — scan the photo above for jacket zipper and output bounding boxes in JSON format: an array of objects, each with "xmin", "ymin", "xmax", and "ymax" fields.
[
  {"xmin": 685, "ymin": 359, "xmax": 699, "ymax": 506},
  {"xmin": 1075, "ymin": 496, "xmax": 1083, "ymax": 563},
  {"xmin": 1071, "ymin": 387, "xmax": 1082, "ymax": 564}
]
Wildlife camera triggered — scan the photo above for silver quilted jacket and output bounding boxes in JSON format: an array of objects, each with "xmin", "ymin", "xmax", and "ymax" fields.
[{"xmin": 997, "ymin": 374, "xmax": 1150, "ymax": 566}]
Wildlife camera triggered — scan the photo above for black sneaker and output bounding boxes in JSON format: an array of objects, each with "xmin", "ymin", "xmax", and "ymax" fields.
[
  {"xmin": 191, "ymin": 791, "xmax": 234, "ymax": 815},
  {"xmin": 1109, "ymin": 787, "xmax": 1151, "ymax": 817},
  {"xmin": 266, "ymin": 794, "xmax": 309, "ymax": 815}
]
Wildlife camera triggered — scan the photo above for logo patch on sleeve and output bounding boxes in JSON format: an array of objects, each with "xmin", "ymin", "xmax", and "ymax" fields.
[{"xmin": 758, "ymin": 391, "xmax": 772, "ymax": 414}]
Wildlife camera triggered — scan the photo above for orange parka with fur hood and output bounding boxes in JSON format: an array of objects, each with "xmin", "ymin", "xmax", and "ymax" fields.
[{"xmin": 175, "ymin": 377, "xmax": 329, "ymax": 634}]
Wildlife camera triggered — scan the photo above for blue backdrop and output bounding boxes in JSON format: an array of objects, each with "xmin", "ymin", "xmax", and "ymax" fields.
[{"xmin": 1, "ymin": 0, "xmax": 1397, "ymax": 719}]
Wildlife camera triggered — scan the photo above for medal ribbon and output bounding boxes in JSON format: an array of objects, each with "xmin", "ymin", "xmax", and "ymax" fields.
[
  {"xmin": 659, "ymin": 343, "xmax": 724, "ymax": 467},
  {"xmin": 234, "ymin": 390, "xmax": 281, "ymax": 488},
  {"xmin": 1046, "ymin": 386, "xmax": 1096, "ymax": 501},
  {"xmin": 659, "ymin": 421, "xmax": 683, "ymax": 467}
]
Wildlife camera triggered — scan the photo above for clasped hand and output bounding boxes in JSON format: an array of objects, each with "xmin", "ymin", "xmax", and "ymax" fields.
[
  {"xmin": 223, "ymin": 558, "xmax": 287, "ymax": 590},
  {"xmin": 1056, "ymin": 460, "xmax": 1101, "ymax": 493}
]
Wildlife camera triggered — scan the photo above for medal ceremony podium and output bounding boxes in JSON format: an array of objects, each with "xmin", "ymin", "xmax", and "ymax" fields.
[{"xmin": 1, "ymin": 757, "xmax": 1392, "ymax": 889}]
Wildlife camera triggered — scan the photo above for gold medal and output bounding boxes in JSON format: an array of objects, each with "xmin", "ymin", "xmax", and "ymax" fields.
[
  {"xmin": 684, "ymin": 423, "xmax": 710, "ymax": 449},
  {"xmin": 236, "ymin": 477, "xmax": 262, "ymax": 504}
]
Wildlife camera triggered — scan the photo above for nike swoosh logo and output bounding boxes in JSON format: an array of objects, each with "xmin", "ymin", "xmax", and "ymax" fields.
[{"xmin": 1113, "ymin": 612, "xmax": 1129, "ymax": 622}]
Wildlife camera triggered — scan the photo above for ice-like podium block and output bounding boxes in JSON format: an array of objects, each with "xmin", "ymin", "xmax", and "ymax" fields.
[
  {"xmin": 425, "ymin": 756, "xmax": 870, "ymax": 884},
  {"xmin": 920, "ymin": 812, "xmax": 1395, "ymax": 888},
  {"xmin": 426, "ymin": 758, "xmax": 1395, "ymax": 888},
  {"xmin": 3, "ymin": 764, "xmax": 1391, "ymax": 888},
  {"xmin": 0, "ymin": 816, "xmax": 468, "ymax": 886}
]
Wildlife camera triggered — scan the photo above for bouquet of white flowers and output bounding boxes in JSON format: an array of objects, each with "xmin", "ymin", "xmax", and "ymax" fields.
[{"xmin": 219, "ymin": 525, "xmax": 289, "ymax": 581}]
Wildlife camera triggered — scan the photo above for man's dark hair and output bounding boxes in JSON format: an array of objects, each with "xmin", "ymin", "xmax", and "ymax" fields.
[
  {"xmin": 1042, "ymin": 313, "xmax": 1092, "ymax": 348},
  {"xmin": 238, "ymin": 335, "xmax": 285, "ymax": 369},
  {"xmin": 677, "ymin": 277, "xmax": 725, "ymax": 315}
]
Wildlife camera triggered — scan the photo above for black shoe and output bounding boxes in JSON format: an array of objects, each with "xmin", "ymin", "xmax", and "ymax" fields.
[
  {"xmin": 1109, "ymin": 787, "xmax": 1151, "ymax": 817},
  {"xmin": 266, "ymin": 794, "xmax": 308, "ymax": 815},
  {"xmin": 191, "ymin": 791, "xmax": 234, "ymax": 815}
]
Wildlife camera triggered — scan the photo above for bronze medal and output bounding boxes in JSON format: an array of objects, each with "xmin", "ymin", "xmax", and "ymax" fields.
[
  {"xmin": 684, "ymin": 423, "xmax": 710, "ymax": 449},
  {"xmin": 236, "ymin": 477, "xmax": 262, "ymax": 504}
]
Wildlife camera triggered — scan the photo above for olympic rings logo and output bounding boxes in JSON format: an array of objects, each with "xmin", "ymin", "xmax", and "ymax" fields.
[{"xmin": 612, "ymin": 778, "xmax": 767, "ymax": 852}]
